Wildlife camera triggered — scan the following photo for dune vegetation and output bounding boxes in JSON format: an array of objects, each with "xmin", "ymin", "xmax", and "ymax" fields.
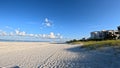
[{"xmin": 67, "ymin": 40, "xmax": 120, "ymax": 50}]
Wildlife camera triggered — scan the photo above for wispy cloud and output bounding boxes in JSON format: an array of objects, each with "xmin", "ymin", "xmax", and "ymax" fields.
[
  {"xmin": 5, "ymin": 26, "xmax": 13, "ymax": 30},
  {"xmin": 43, "ymin": 18, "xmax": 53, "ymax": 27}
]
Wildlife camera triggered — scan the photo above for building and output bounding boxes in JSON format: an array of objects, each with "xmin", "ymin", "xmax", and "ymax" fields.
[{"xmin": 90, "ymin": 26, "xmax": 120, "ymax": 40}]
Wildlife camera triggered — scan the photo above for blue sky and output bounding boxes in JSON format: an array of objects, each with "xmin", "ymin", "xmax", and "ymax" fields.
[{"xmin": 0, "ymin": 0, "xmax": 120, "ymax": 40}]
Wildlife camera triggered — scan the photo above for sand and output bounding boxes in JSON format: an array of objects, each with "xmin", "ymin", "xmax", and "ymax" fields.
[{"xmin": 0, "ymin": 42, "xmax": 120, "ymax": 68}]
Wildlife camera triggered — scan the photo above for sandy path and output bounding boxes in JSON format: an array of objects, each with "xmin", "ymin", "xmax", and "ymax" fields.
[{"xmin": 0, "ymin": 42, "xmax": 120, "ymax": 68}]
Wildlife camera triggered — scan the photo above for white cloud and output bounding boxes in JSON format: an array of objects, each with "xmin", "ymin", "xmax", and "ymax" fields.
[
  {"xmin": 0, "ymin": 27, "xmax": 64, "ymax": 41},
  {"xmin": 44, "ymin": 18, "xmax": 53, "ymax": 27},
  {"xmin": 49, "ymin": 32, "xmax": 56, "ymax": 39},
  {"xmin": 9, "ymin": 32, "xmax": 14, "ymax": 36},
  {"xmin": 0, "ymin": 30, "xmax": 7, "ymax": 36},
  {"xmin": 57, "ymin": 33, "xmax": 60, "ymax": 36},
  {"xmin": 34, "ymin": 32, "xmax": 61, "ymax": 39},
  {"xmin": 39, "ymin": 18, "xmax": 54, "ymax": 30},
  {"xmin": 60, "ymin": 36, "xmax": 63, "ymax": 39},
  {"xmin": 1, "ymin": 32, "xmax": 7, "ymax": 36},
  {"xmin": 28, "ymin": 34, "xmax": 34, "ymax": 37},
  {"xmin": 45, "ymin": 18, "xmax": 49, "ymax": 22},
  {"xmin": 19, "ymin": 31, "xmax": 26, "ymax": 36},
  {"xmin": 15, "ymin": 29, "xmax": 20, "ymax": 35},
  {"xmin": 34, "ymin": 34, "xmax": 39, "ymax": 38},
  {"xmin": 42, "ymin": 34, "xmax": 46, "ymax": 38},
  {"xmin": 15, "ymin": 29, "xmax": 26, "ymax": 36},
  {"xmin": 37, "ymin": 32, "xmax": 63, "ymax": 39},
  {"xmin": 46, "ymin": 23, "xmax": 52, "ymax": 27}
]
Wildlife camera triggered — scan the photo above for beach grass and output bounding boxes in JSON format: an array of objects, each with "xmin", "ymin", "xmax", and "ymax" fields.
[{"xmin": 70, "ymin": 40, "xmax": 120, "ymax": 50}]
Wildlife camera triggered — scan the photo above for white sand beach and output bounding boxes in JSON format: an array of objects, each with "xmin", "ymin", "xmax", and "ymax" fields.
[{"xmin": 0, "ymin": 42, "xmax": 120, "ymax": 68}]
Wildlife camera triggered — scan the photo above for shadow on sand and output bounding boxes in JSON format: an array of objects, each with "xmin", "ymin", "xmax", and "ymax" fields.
[
  {"xmin": 10, "ymin": 66, "xmax": 20, "ymax": 68},
  {"xmin": 64, "ymin": 45, "xmax": 120, "ymax": 68},
  {"xmin": 0, "ymin": 66, "xmax": 20, "ymax": 68},
  {"xmin": 65, "ymin": 46, "xmax": 87, "ymax": 53}
]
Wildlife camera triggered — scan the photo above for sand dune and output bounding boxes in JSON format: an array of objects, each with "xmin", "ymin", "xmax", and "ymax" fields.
[{"xmin": 0, "ymin": 42, "xmax": 119, "ymax": 68}]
